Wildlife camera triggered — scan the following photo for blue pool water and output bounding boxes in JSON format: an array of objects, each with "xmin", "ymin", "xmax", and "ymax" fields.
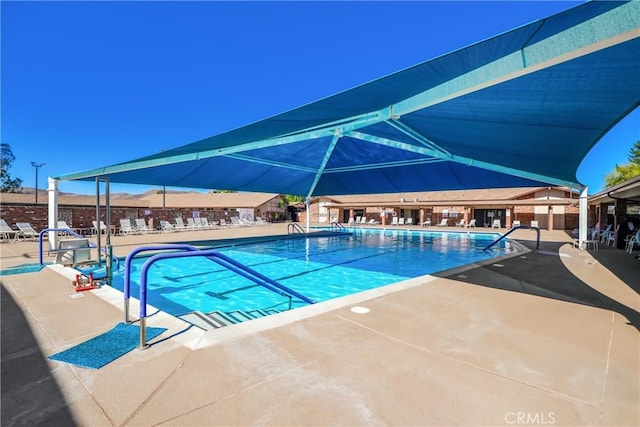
[{"xmin": 111, "ymin": 228, "xmax": 512, "ymax": 316}]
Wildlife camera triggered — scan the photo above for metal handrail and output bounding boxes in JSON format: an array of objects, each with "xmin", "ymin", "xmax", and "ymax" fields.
[
  {"xmin": 483, "ymin": 225, "xmax": 540, "ymax": 251},
  {"xmin": 288, "ymin": 223, "xmax": 306, "ymax": 234},
  {"xmin": 331, "ymin": 221, "xmax": 346, "ymax": 232},
  {"xmin": 124, "ymin": 244, "xmax": 315, "ymax": 348}
]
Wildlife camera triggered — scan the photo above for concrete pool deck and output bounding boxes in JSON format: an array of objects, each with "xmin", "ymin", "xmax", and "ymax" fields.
[{"xmin": 1, "ymin": 223, "xmax": 638, "ymax": 426}]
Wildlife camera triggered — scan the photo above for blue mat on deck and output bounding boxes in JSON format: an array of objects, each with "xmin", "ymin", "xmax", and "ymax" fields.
[
  {"xmin": 48, "ymin": 323, "xmax": 167, "ymax": 369},
  {"xmin": 0, "ymin": 263, "xmax": 48, "ymax": 276}
]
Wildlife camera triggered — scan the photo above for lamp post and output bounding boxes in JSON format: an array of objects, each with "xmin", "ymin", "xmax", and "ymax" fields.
[{"xmin": 31, "ymin": 162, "xmax": 45, "ymax": 204}]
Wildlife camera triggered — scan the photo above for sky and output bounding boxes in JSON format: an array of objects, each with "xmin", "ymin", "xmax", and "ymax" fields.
[{"xmin": 2, "ymin": 1, "xmax": 638, "ymax": 196}]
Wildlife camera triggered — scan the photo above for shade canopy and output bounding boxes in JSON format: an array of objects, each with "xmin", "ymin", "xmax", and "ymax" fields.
[{"xmin": 55, "ymin": 1, "xmax": 640, "ymax": 197}]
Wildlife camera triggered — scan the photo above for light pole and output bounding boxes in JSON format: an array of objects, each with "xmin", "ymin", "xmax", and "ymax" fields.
[{"xmin": 31, "ymin": 162, "xmax": 45, "ymax": 204}]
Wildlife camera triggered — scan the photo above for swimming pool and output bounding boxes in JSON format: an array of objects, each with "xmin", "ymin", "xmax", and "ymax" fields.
[{"xmin": 111, "ymin": 228, "xmax": 512, "ymax": 318}]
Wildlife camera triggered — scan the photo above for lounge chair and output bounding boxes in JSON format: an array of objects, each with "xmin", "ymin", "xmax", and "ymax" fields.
[
  {"xmin": 512, "ymin": 220, "xmax": 521, "ymax": 228},
  {"xmin": 491, "ymin": 219, "xmax": 501, "ymax": 228},
  {"xmin": 57, "ymin": 220, "xmax": 75, "ymax": 236},
  {"xmin": 467, "ymin": 219, "xmax": 476, "ymax": 228},
  {"xmin": 240, "ymin": 218, "xmax": 256, "ymax": 226},
  {"xmin": 230, "ymin": 217, "xmax": 243, "ymax": 227},
  {"xmin": 0, "ymin": 219, "xmax": 21, "ymax": 242},
  {"xmin": 255, "ymin": 217, "xmax": 266, "ymax": 226},
  {"xmin": 397, "ymin": 217, "xmax": 405, "ymax": 226},
  {"xmin": 92, "ymin": 220, "xmax": 110, "ymax": 235},
  {"xmin": 455, "ymin": 219, "xmax": 466, "ymax": 227},
  {"xmin": 219, "ymin": 218, "xmax": 229, "ymax": 227},
  {"xmin": 368, "ymin": 218, "xmax": 380, "ymax": 225},
  {"xmin": 530, "ymin": 220, "xmax": 539, "ymax": 228},
  {"xmin": 160, "ymin": 220, "xmax": 177, "ymax": 233},
  {"xmin": 174, "ymin": 218, "xmax": 188, "ymax": 231},
  {"xmin": 360, "ymin": 217, "xmax": 368, "ymax": 225},
  {"xmin": 405, "ymin": 218, "xmax": 413, "ymax": 226},
  {"xmin": 135, "ymin": 218, "xmax": 155, "ymax": 233},
  {"xmin": 16, "ymin": 222, "xmax": 38, "ymax": 240},
  {"xmin": 391, "ymin": 216, "xmax": 399, "ymax": 226},
  {"xmin": 421, "ymin": 220, "xmax": 431, "ymax": 227},
  {"xmin": 119, "ymin": 219, "xmax": 138, "ymax": 235},
  {"xmin": 438, "ymin": 218, "xmax": 448, "ymax": 227},
  {"xmin": 186, "ymin": 217, "xmax": 199, "ymax": 230}
]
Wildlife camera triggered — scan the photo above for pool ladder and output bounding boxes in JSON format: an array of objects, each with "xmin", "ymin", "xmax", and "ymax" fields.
[
  {"xmin": 179, "ymin": 308, "xmax": 283, "ymax": 331},
  {"xmin": 288, "ymin": 223, "xmax": 306, "ymax": 234}
]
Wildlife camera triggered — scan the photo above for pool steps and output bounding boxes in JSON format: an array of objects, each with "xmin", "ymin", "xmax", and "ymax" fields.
[{"xmin": 179, "ymin": 308, "xmax": 282, "ymax": 331}]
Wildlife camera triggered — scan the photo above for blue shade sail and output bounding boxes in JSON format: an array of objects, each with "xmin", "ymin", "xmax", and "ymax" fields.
[{"xmin": 55, "ymin": 1, "xmax": 640, "ymax": 197}]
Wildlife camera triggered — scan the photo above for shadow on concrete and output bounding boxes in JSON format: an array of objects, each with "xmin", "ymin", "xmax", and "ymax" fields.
[
  {"xmin": 434, "ymin": 240, "xmax": 640, "ymax": 331},
  {"xmin": 1, "ymin": 283, "xmax": 77, "ymax": 427}
]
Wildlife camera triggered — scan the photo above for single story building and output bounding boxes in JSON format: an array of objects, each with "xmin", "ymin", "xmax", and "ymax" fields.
[
  {"xmin": 0, "ymin": 189, "xmax": 286, "ymax": 233},
  {"xmin": 298, "ymin": 187, "xmax": 581, "ymax": 230}
]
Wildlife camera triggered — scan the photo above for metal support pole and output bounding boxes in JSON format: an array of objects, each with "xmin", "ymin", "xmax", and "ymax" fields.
[
  {"xmin": 579, "ymin": 187, "xmax": 588, "ymax": 250},
  {"xmin": 139, "ymin": 317, "xmax": 149, "ymax": 350},
  {"xmin": 95, "ymin": 178, "xmax": 102, "ymax": 265},
  {"xmin": 305, "ymin": 198, "xmax": 310, "ymax": 233},
  {"xmin": 105, "ymin": 179, "xmax": 112, "ymax": 284}
]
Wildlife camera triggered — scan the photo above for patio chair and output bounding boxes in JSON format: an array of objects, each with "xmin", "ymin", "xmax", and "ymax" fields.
[
  {"xmin": 455, "ymin": 219, "xmax": 466, "ymax": 227},
  {"xmin": 467, "ymin": 219, "xmax": 477, "ymax": 228},
  {"xmin": 16, "ymin": 222, "xmax": 38, "ymax": 240},
  {"xmin": 625, "ymin": 230, "xmax": 640, "ymax": 254},
  {"xmin": 605, "ymin": 224, "xmax": 619, "ymax": 246},
  {"xmin": 491, "ymin": 219, "xmax": 501, "ymax": 228},
  {"xmin": 438, "ymin": 218, "xmax": 448, "ymax": 227},
  {"xmin": 0, "ymin": 219, "xmax": 21, "ymax": 242}
]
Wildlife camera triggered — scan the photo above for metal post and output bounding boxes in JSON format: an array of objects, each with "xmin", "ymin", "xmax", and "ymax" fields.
[
  {"xmin": 31, "ymin": 162, "xmax": 45, "ymax": 204},
  {"xmin": 139, "ymin": 317, "xmax": 148, "ymax": 349},
  {"xmin": 305, "ymin": 198, "xmax": 310, "ymax": 233},
  {"xmin": 95, "ymin": 178, "xmax": 102, "ymax": 265},
  {"xmin": 105, "ymin": 179, "xmax": 112, "ymax": 284},
  {"xmin": 579, "ymin": 186, "xmax": 588, "ymax": 249}
]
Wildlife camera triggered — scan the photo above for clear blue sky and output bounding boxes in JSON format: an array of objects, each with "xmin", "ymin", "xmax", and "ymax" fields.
[{"xmin": 2, "ymin": 1, "xmax": 638, "ymax": 196}]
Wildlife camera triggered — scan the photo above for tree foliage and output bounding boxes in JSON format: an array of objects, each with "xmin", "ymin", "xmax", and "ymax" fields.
[
  {"xmin": 603, "ymin": 140, "xmax": 640, "ymax": 188},
  {"xmin": 0, "ymin": 143, "xmax": 23, "ymax": 193},
  {"xmin": 628, "ymin": 140, "xmax": 640, "ymax": 164}
]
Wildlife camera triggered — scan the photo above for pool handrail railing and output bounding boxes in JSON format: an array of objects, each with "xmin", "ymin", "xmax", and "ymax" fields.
[
  {"xmin": 288, "ymin": 223, "xmax": 306, "ymax": 234},
  {"xmin": 331, "ymin": 221, "xmax": 346, "ymax": 232},
  {"xmin": 124, "ymin": 244, "xmax": 315, "ymax": 347},
  {"xmin": 483, "ymin": 225, "xmax": 540, "ymax": 251}
]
